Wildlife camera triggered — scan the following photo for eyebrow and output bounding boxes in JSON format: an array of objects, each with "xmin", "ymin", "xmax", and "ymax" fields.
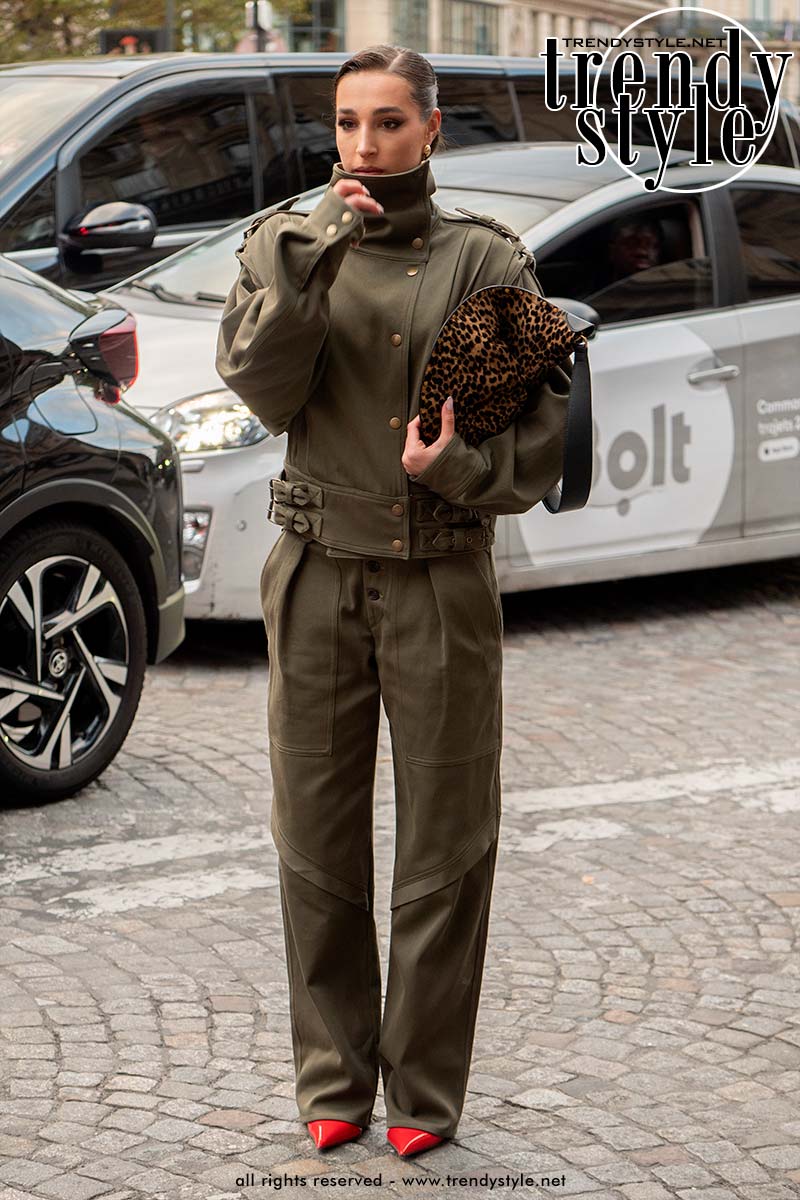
[{"xmin": 336, "ymin": 106, "xmax": 406, "ymax": 115}]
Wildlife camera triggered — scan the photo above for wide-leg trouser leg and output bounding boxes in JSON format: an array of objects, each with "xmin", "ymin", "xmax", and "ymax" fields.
[
  {"xmin": 261, "ymin": 530, "xmax": 504, "ymax": 1136},
  {"xmin": 374, "ymin": 549, "xmax": 503, "ymax": 1138}
]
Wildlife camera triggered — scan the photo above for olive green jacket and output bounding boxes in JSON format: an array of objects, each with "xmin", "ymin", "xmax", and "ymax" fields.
[{"xmin": 215, "ymin": 157, "xmax": 570, "ymax": 559}]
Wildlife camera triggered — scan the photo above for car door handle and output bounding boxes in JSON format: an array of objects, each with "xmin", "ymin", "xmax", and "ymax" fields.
[{"xmin": 687, "ymin": 364, "xmax": 740, "ymax": 385}]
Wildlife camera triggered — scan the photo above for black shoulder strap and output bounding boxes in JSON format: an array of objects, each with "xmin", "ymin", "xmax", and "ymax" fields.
[{"xmin": 542, "ymin": 336, "xmax": 593, "ymax": 514}]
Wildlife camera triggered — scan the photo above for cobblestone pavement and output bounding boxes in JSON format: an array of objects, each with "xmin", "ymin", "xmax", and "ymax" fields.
[{"xmin": 2, "ymin": 556, "xmax": 800, "ymax": 1200}]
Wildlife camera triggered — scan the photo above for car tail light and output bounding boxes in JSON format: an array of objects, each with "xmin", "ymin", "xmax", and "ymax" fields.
[{"xmin": 70, "ymin": 308, "xmax": 139, "ymax": 403}]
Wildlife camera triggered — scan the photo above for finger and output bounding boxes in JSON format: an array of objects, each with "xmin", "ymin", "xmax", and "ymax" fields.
[
  {"xmin": 438, "ymin": 395, "xmax": 455, "ymax": 437},
  {"xmin": 405, "ymin": 417, "xmax": 423, "ymax": 454},
  {"xmin": 346, "ymin": 196, "xmax": 384, "ymax": 215},
  {"xmin": 334, "ymin": 179, "xmax": 372, "ymax": 196}
]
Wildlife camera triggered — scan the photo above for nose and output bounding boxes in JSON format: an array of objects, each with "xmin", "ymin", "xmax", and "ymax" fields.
[{"xmin": 356, "ymin": 127, "xmax": 377, "ymax": 158}]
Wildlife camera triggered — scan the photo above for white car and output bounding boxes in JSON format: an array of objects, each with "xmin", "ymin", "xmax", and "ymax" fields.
[{"xmin": 108, "ymin": 143, "xmax": 800, "ymax": 620}]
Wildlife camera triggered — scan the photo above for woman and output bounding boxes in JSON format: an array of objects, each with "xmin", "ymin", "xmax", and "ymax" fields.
[{"xmin": 216, "ymin": 45, "xmax": 569, "ymax": 1159}]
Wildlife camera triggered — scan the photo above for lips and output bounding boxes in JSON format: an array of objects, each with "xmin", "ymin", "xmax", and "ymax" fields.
[{"xmin": 355, "ymin": 167, "xmax": 384, "ymax": 174}]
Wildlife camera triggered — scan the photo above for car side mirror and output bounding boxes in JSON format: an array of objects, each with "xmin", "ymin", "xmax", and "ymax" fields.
[
  {"xmin": 61, "ymin": 202, "xmax": 157, "ymax": 252},
  {"xmin": 549, "ymin": 297, "xmax": 600, "ymax": 339}
]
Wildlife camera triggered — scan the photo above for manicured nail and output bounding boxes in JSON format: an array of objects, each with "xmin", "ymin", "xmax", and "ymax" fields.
[
  {"xmin": 446, "ymin": 397, "xmax": 453, "ymax": 410},
  {"xmin": 378, "ymin": 204, "xmax": 385, "ymax": 213}
]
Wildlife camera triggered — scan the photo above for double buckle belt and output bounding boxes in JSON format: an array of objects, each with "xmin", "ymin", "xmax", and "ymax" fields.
[
  {"xmin": 268, "ymin": 474, "xmax": 493, "ymax": 554},
  {"xmin": 413, "ymin": 496, "xmax": 493, "ymax": 552},
  {"xmin": 268, "ymin": 478, "xmax": 323, "ymax": 538}
]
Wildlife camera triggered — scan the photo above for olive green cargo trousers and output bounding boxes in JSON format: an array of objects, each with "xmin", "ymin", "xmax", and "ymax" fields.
[{"xmin": 261, "ymin": 528, "xmax": 504, "ymax": 1138}]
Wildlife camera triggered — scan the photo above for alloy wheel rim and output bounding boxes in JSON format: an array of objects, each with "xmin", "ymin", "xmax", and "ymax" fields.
[{"xmin": 0, "ymin": 555, "xmax": 129, "ymax": 773}]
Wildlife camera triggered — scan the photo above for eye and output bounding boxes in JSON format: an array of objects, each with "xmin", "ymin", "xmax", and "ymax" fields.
[
  {"xmin": 382, "ymin": 119, "xmax": 403, "ymax": 130},
  {"xmin": 337, "ymin": 119, "xmax": 356, "ymax": 130}
]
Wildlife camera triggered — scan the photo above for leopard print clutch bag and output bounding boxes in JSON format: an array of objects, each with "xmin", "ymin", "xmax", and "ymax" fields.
[{"xmin": 418, "ymin": 285, "xmax": 588, "ymax": 448}]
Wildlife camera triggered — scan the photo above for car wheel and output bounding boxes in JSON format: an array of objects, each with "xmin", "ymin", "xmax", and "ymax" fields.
[{"xmin": 0, "ymin": 521, "xmax": 147, "ymax": 802}]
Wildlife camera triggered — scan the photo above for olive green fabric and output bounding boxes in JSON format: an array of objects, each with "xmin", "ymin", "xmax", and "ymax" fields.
[
  {"xmin": 216, "ymin": 157, "xmax": 570, "ymax": 559},
  {"xmin": 215, "ymin": 158, "xmax": 569, "ymax": 1137},
  {"xmin": 262, "ymin": 531, "xmax": 502, "ymax": 1135}
]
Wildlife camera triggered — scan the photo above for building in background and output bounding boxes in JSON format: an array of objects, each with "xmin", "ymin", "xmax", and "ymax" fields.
[
  {"xmin": 345, "ymin": 0, "xmax": 654, "ymax": 55},
  {"xmin": 260, "ymin": 0, "xmax": 799, "ymax": 104}
]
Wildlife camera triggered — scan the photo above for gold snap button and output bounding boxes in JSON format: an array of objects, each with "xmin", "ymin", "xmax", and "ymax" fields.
[
  {"xmin": 412, "ymin": 237, "xmax": 424, "ymax": 249},
  {"xmin": 392, "ymin": 539, "xmax": 403, "ymax": 552},
  {"xmin": 326, "ymin": 223, "xmax": 337, "ymax": 236},
  {"xmin": 342, "ymin": 211, "xmax": 353, "ymax": 224},
  {"xmin": 391, "ymin": 503, "xmax": 403, "ymax": 515},
  {"xmin": 406, "ymin": 266, "xmax": 418, "ymax": 276},
  {"xmin": 389, "ymin": 416, "xmax": 401, "ymax": 429},
  {"xmin": 390, "ymin": 333, "xmax": 402, "ymax": 346}
]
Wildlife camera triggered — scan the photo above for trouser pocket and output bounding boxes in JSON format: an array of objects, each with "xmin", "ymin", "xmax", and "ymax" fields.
[{"xmin": 263, "ymin": 532, "xmax": 340, "ymax": 756}]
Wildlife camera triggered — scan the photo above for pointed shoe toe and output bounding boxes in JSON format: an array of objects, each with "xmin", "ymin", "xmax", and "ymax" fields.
[
  {"xmin": 386, "ymin": 1126, "xmax": 445, "ymax": 1157},
  {"xmin": 307, "ymin": 1119, "xmax": 363, "ymax": 1150}
]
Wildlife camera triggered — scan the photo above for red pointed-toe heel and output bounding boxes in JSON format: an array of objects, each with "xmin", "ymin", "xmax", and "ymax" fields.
[
  {"xmin": 387, "ymin": 1126, "xmax": 444, "ymax": 1157},
  {"xmin": 307, "ymin": 1119, "xmax": 363, "ymax": 1150}
]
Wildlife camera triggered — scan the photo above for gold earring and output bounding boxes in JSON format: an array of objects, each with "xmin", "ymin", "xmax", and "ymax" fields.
[{"xmin": 422, "ymin": 143, "xmax": 432, "ymax": 160}]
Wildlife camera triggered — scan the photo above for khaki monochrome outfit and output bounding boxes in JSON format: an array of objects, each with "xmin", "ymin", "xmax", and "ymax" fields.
[{"xmin": 216, "ymin": 158, "xmax": 569, "ymax": 1138}]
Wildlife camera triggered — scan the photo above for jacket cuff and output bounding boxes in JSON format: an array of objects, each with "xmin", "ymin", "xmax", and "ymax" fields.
[
  {"xmin": 409, "ymin": 433, "xmax": 483, "ymax": 500},
  {"xmin": 305, "ymin": 187, "xmax": 366, "ymax": 247}
]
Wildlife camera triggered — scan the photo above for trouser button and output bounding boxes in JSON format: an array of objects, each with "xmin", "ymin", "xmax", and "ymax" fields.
[
  {"xmin": 367, "ymin": 560, "xmax": 381, "ymax": 572},
  {"xmin": 367, "ymin": 588, "xmax": 381, "ymax": 601}
]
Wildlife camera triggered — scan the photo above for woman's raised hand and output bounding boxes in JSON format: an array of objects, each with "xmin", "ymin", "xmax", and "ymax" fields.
[{"xmin": 332, "ymin": 178, "xmax": 385, "ymax": 216}]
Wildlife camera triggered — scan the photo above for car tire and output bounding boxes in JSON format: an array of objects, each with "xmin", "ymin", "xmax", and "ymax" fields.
[{"xmin": 0, "ymin": 521, "xmax": 147, "ymax": 803}]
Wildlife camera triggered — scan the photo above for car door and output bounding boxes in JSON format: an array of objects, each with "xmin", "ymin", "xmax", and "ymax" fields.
[
  {"xmin": 508, "ymin": 192, "xmax": 745, "ymax": 571},
  {"xmin": 57, "ymin": 78, "xmax": 281, "ymax": 291},
  {"xmin": 728, "ymin": 181, "xmax": 800, "ymax": 537}
]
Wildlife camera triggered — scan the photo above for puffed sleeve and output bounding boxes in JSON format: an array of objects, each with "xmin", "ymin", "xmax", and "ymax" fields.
[
  {"xmin": 215, "ymin": 188, "xmax": 365, "ymax": 437},
  {"xmin": 409, "ymin": 260, "xmax": 572, "ymax": 515}
]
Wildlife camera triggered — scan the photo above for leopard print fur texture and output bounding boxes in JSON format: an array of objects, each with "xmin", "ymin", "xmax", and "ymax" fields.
[{"xmin": 418, "ymin": 285, "xmax": 583, "ymax": 448}]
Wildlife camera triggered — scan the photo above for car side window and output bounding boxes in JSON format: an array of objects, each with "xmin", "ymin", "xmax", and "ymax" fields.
[
  {"xmin": 251, "ymin": 90, "xmax": 289, "ymax": 207},
  {"xmin": 786, "ymin": 109, "xmax": 800, "ymax": 167},
  {"xmin": 592, "ymin": 77, "xmax": 794, "ymax": 167},
  {"xmin": 536, "ymin": 201, "xmax": 713, "ymax": 325},
  {"xmin": 436, "ymin": 76, "xmax": 517, "ymax": 146},
  {"xmin": 731, "ymin": 188, "xmax": 800, "ymax": 302},
  {"xmin": 77, "ymin": 86, "xmax": 255, "ymax": 227},
  {"xmin": 513, "ymin": 77, "xmax": 580, "ymax": 141},
  {"xmin": 281, "ymin": 75, "xmax": 339, "ymax": 193},
  {"xmin": 0, "ymin": 170, "xmax": 56, "ymax": 253}
]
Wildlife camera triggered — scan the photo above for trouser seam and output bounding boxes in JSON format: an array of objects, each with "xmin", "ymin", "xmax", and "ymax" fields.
[
  {"xmin": 275, "ymin": 817, "xmax": 366, "ymax": 894},
  {"xmin": 392, "ymin": 811, "xmax": 496, "ymax": 891}
]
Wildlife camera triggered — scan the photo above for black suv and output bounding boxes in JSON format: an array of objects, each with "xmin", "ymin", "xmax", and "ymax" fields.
[
  {"xmin": 1, "ymin": 52, "xmax": 798, "ymax": 292},
  {"xmin": 0, "ymin": 256, "xmax": 184, "ymax": 801}
]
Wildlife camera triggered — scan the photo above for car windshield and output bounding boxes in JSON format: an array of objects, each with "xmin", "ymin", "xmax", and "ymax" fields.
[
  {"xmin": 0, "ymin": 76, "xmax": 113, "ymax": 172},
  {"xmin": 115, "ymin": 187, "xmax": 559, "ymax": 305}
]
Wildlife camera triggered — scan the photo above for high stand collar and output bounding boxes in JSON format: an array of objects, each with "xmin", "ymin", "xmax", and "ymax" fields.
[{"xmin": 329, "ymin": 158, "xmax": 436, "ymax": 250}]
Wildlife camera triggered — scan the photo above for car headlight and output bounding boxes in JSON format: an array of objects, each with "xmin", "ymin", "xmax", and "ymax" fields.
[{"xmin": 150, "ymin": 389, "xmax": 268, "ymax": 452}]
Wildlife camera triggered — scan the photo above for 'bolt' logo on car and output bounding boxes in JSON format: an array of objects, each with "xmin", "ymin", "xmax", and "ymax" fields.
[{"xmin": 593, "ymin": 405, "xmax": 691, "ymax": 515}]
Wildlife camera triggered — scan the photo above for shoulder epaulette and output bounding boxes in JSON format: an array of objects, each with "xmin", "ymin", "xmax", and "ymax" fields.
[
  {"xmin": 441, "ymin": 205, "xmax": 538, "ymax": 274},
  {"xmin": 236, "ymin": 193, "xmax": 303, "ymax": 253}
]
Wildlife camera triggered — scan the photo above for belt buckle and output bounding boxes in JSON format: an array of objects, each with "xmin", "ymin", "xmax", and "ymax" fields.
[{"xmin": 432, "ymin": 529, "xmax": 456, "ymax": 551}]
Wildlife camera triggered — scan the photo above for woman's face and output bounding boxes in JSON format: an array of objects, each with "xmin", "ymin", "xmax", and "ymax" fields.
[{"xmin": 335, "ymin": 70, "xmax": 441, "ymax": 175}]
